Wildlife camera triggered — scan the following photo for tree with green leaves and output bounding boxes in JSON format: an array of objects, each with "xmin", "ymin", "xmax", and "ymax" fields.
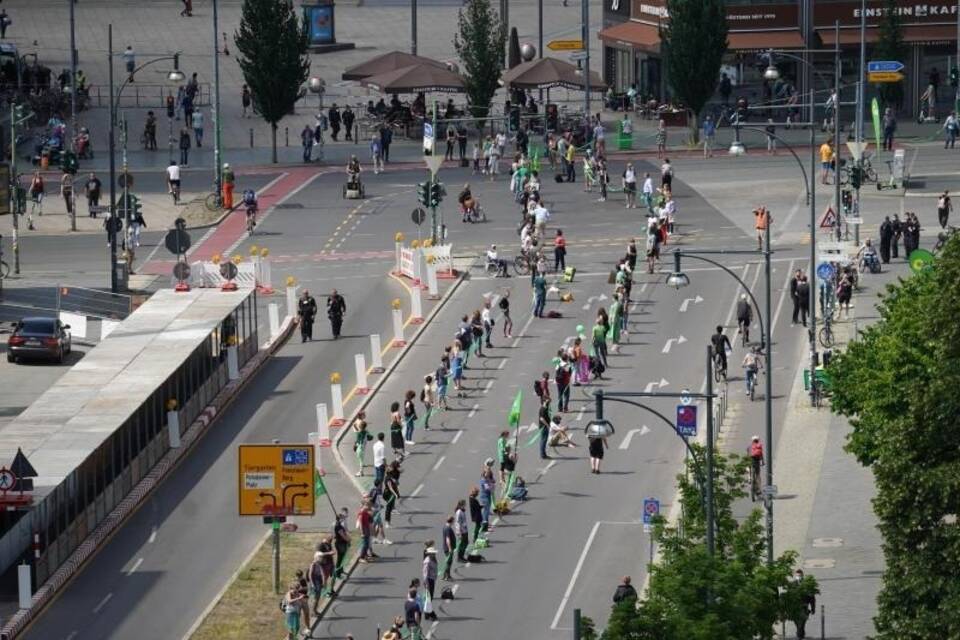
[
  {"xmin": 234, "ymin": 0, "xmax": 310, "ymax": 163},
  {"xmin": 828, "ymin": 235, "xmax": 960, "ymax": 639},
  {"xmin": 454, "ymin": 0, "xmax": 506, "ymax": 119},
  {"xmin": 660, "ymin": 0, "xmax": 728, "ymax": 143},
  {"xmin": 872, "ymin": 0, "xmax": 906, "ymax": 111},
  {"xmin": 594, "ymin": 448, "xmax": 817, "ymax": 640}
]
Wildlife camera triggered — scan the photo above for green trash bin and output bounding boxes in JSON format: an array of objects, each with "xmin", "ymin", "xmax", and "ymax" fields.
[{"xmin": 617, "ymin": 132, "xmax": 633, "ymax": 150}]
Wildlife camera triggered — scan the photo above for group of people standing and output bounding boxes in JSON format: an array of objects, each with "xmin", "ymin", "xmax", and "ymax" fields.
[{"xmin": 878, "ymin": 212, "xmax": 922, "ymax": 263}]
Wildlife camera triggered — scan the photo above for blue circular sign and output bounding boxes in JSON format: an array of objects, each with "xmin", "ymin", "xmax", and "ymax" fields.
[{"xmin": 817, "ymin": 262, "xmax": 835, "ymax": 281}]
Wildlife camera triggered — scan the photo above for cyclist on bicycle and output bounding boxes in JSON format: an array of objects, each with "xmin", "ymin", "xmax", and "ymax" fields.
[
  {"xmin": 166, "ymin": 161, "xmax": 181, "ymax": 202},
  {"xmin": 748, "ymin": 435, "xmax": 764, "ymax": 498},
  {"xmin": 242, "ymin": 189, "xmax": 257, "ymax": 231},
  {"xmin": 346, "ymin": 155, "xmax": 361, "ymax": 186},
  {"xmin": 742, "ymin": 346, "xmax": 762, "ymax": 396},
  {"xmin": 710, "ymin": 325, "xmax": 732, "ymax": 376},
  {"xmin": 486, "ymin": 244, "xmax": 507, "ymax": 277},
  {"xmin": 458, "ymin": 183, "xmax": 479, "ymax": 222},
  {"xmin": 736, "ymin": 293, "xmax": 752, "ymax": 344}
]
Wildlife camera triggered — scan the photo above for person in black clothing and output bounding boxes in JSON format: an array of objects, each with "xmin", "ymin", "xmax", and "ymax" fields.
[
  {"xmin": 516, "ymin": 127, "xmax": 529, "ymax": 156},
  {"xmin": 735, "ymin": 293, "xmax": 753, "ymax": 343},
  {"xmin": 538, "ymin": 397, "xmax": 552, "ymax": 459},
  {"xmin": 468, "ymin": 486, "xmax": 483, "ymax": 541},
  {"xmin": 891, "ymin": 214, "xmax": 902, "ymax": 258},
  {"xmin": 84, "ymin": 172, "xmax": 102, "ymax": 218},
  {"xmin": 612, "ymin": 576, "xmax": 638, "ymax": 604},
  {"xmin": 797, "ymin": 276, "xmax": 810, "ymax": 327},
  {"xmin": 342, "ymin": 105, "xmax": 355, "ymax": 141},
  {"xmin": 457, "ymin": 125, "xmax": 468, "ymax": 160},
  {"xmin": 379, "ymin": 124, "xmax": 393, "ymax": 163},
  {"xmin": 442, "ymin": 516, "xmax": 457, "ymax": 580},
  {"xmin": 710, "ymin": 325, "xmax": 732, "ymax": 375},
  {"xmin": 789, "ymin": 269, "xmax": 802, "ymax": 324},
  {"xmin": 333, "ymin": 508, "xmax": 350, "ymax": 578},
  {"xmin": 327, "ymin": 289, "xmax": 346, "ymax": 339},
  {"xmin": 298, "ymin": 290, "xmax": 318, "ymax": 341},
  {"xmin": 879, "ymin": 216, "xmax": 893, "ymax": 263},
  {"xmin": 327, "ymin": 104, "xmax": 341, "ymax": 141}
]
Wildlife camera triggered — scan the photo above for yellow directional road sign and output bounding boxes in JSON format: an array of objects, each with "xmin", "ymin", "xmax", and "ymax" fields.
[
  {"xmin": 238, "ymin": 444, "xmax": 315, "ymax": 516},
  {"xmin": 547, "ymin": 39, "xmax": 584, "ymax": 51},
  {"xmin": 868, "ymin": 71, "xmax": 904, "ymax": 83}
]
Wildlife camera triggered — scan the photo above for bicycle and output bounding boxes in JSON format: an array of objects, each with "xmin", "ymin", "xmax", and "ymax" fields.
[
  {"xmin": 713, "ymin": 350, "xmax": 727, "ymax": 383},
  {"xmin": 737, "ymin": 318, "xmax": 750, "ymax": 346},
  {"xmin": 745, "ymin": 364, "xmax": 761, "ymax": 401},
  {"xmin": 749, "ymin": 456, "xmax": 762, "ymax": 502},
  {"xmin": 204, "ymin": 185, "xmax": 223, "ymax": 212},
  {"xmin": 818, "ymin": 317, "xmax": 835, "ymax": 349},
  {"xmin": 169, "ymin": 182, "xmax": 181, "ymax": 205}
]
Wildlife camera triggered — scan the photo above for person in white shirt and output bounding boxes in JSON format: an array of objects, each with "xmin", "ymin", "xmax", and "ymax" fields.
[
  {"xmin": 520, "ymin": 225, "xmax": 535, "ymax": 255},
  {"xmin": 622, "ymin": 163, "xmax": 637, "ymax": 209},
  {"xmin": 641, "ymin": 172, "xmax": 654, "ymax": 212},
  {"xmin": 372, "ymin": 433, "xmax": 386, "ymax": 484},
  {"xmin": 487, "ymin": 244, "xmax": 507, "ymax": 277},
  {"xmin": 481, "ymin": 301, "xmax": 494, "ymax": 348},
  {"xmin": 533, "ymin": 203, "xmax": 551, "ymax": 238},
  {"xmin": 593, "ymin": 121, "xmax": 605, "ymax": 157},
  {"xmin": 166, "ymin": 161, "xmax": 181, "ymax": 200},
  {"xmin": 661, "ymin": 195, "xmax": 676, "ymax": 233}
]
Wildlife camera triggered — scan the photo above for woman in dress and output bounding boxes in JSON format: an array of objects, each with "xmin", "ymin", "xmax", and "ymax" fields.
[
  {"xmin": 384, "ymin": 460, "xmax": 402, "ymax": 528},
  {"xmin": 451, "ymin": 339, "xmax": 464, "ymax": 395},
  {"xmin": 353, "ymin": 410, "xmax": 368, "ymax": 477},
  {"xmin": 572, "ymin": 337, "xmax": 589, "ymax": 385},
  {"xmin": 608, "ymin": 294, "xmax": 623, "ymax": 353},
  {"xmin": 589, "ymin": 435, "xmax": 608, "ymax": 474},
  {"xmin": 389, "ymin": 401, "xmax": 405, "ymax": 461}
]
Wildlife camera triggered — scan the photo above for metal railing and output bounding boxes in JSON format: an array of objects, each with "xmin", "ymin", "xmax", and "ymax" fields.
[{"xmin": 83, "ymin": 82, "xmax": 211, "ymax": 109}]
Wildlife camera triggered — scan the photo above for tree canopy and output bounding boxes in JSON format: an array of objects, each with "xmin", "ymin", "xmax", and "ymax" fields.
[
  {"xmin": 454, "ymin": 0, "xmax": 506, "ymax": 119},
  {"xmin": 828, "ymin": 235, "xmax": 960, "ymax": 638},
  {"xmin": 872, "ymin": 0, "xmax": 906, "ymax": 110},
  {"xmin": 234, "ymin": 0, "xmax": 310, "ymax": 162}
]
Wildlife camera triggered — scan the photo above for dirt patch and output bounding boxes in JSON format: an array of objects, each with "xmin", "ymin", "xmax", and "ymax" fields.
[
  {"xmin": 190, "ymin": 531, "xmax": 320, "ymax": 640},
  {"xmin": 181, "ymin": 197, "xmax": 227, "ymax": 228}
]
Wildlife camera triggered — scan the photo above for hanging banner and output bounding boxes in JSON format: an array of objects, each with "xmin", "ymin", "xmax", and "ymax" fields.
[{"xmin": 871, "ymin": 97, "xmax": 881, "ymax": 153}]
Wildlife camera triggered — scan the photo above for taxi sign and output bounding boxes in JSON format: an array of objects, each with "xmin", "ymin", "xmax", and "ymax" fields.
[{"xmin": 238, "ymin": 444, "xmax": 315, "ymax": 516}]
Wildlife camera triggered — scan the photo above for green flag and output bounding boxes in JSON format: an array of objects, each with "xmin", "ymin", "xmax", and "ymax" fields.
[
  {"xmin": 314, "ymin": 470, "xmax": 327, "ymax": 498},
  {"xmin": 508, "ymin": 390, "xmax": 523, "ymax": 428},
  {"xmin": 871, "ymin": 98, "xmax": 881, "ymax": 153}
]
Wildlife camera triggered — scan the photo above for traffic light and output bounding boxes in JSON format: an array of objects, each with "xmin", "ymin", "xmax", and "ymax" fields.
[
  {"xmin": 841, "ymin": 188, "xmax": 853, "ymax": 213},
  {"xmin": 119, "ymin": 193, "xmax": 141, "ymax": 219},
  {"xmin": 429, "ymin": 182, "xmax": 444, "ymax": 207},
  {"xmin": 951, "ymin": 67, "xmax": 959, "ymax": 88},
  {"xmin": 508, "ymin": 106, "xmax": 521, "ymax": 133},
  {"xmin": 166, "ymin": 95, "xmax": 175, "ymax": 118},
  {"xmin": 61, "ymin": 150, "xmax": 78, "ymax": 175},
  {"xmin": 849, "ymin": 166, "xmax": 862, "ymax": 190},
  {"xmin": 546, "ymin": 103, "xmax": 558, "ymax": 132},
  {"xmin": 416, "ymin": 181, "xmax": 430, "ymax": 207}
]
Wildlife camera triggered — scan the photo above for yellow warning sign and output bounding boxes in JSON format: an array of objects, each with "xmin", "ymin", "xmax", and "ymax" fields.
[{"xmin": 238, "ymin": 444, "xmax": 315, "ymax": 516}]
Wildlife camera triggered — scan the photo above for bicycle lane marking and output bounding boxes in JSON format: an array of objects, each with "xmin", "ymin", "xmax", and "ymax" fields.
[{"xmin": 140, "ymin": 167, "xmax": 325, "ymax": 273}]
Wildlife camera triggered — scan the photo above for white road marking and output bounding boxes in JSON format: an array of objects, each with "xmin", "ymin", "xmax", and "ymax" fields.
[
  {"xmin": 537, "ymin": 460, "xmax": 557, "ymax": 478},
  {"xmin": 148, "ymin": 526, "xmax": 157, "ymax": 544},
  {"xmin": 618, "ymin": 426, "xmax": 650, "ymax": 449},
  {"xmin": 771, "ymin": 258, "xmax": 797, "ymax": 333},
  {"xmin": 678, "ymin": 295, "xmax": 704, "ymax": 312},
  {"xmin": 484, "ymin": 379, "xmax": 494, "ymax": 392},
  {"xmin": 643, "ymin": 378, "xmax": 669, "ymax": 392},
  {"xmin": 432, "ymin": 456, "xmax": 447, "ymax": 471},
  {"xmin": 575, "ymin": 405, "xmax": 586, "ymax": 421},
  {"xmin": 426, "ymin": 620, "xmax": 440, "ymax": 639},
  {"xmin": 125, "ymin": 557, "xmax": 144, "ymax": 576},
  {"xmin": 661, "ymin": 335, "xmax": 687, "ymax": 353},
  {"xmin": 451, "ymin": 430, "xmax": 463, "ymax": 444},
  {"xmin": 497, "ymin": 359, "xmax": 507, "ymax": 370},
  {"xmin": 65, "ymin": 632, "xmax": 78, "ymax": 640},
  {"xmin": 550, "ymin": 521, "xmax": 601, "ymax": 630},
  {"xmin": 92, "ymin": 592, "xmax": 113, "ymax": 614},
  {"xmin": 411, "ymin": 483, "xmax": 425, "ymax": 497},
  {"xmin": 639, "ymin": 282, "xmax": 648, "ymax": 293},
  {"xmin": 468, "ymin": 403, "xmax": 480, "ymax": 418}
]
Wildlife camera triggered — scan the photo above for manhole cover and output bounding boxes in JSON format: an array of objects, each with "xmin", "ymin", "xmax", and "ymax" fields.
[
  {"xmin": 275, "ymin": 203, "xmax": 304, "ymax": 209},
  {"xmin": 803, "ymin": 558, "xmax": 836, "ymax": 569},
  {"xmin": 813, "ymin": 537, "xmax": 844, "ymax": 548}
]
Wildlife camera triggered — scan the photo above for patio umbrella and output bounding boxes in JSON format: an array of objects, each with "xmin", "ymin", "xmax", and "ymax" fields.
[
  {"xmin": 501, "ymin": 57, "xmax": 605, "ymax": 91},
  {"xmin": 361, "ymin": 63, "xmax": 464, "ymax": 94},
  {"xmin": 341, "ymin": 51, "xmax": 446, "ymax": 81}
]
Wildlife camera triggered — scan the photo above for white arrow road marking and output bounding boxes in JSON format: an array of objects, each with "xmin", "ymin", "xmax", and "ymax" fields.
[
  {"xmin": 581, "ymin": 293, "xmax": 609, "ymax": 310},
  {"xmin": 643, "ymin": 378, "xmax": 669, "ymax": 393},
  {"xmin": 618, "ymin": 427, "xmax": 649, "ymax": 449},
  {"xmin": 576, "ymin": 405, "xmax": 586, "ymax": 421},
  {"xmin": 661, "ymin": 335, "xmax": 687, "ymax": 354},
  {"xmin": 519, "ymin": 422, "xmax": 538, "ymax": 434},
  {"xmin": 679, "ymin": 295, "xmax": 704, "ymax": 313}
]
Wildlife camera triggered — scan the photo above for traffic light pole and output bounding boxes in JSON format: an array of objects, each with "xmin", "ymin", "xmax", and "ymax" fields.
[
  {"xmin": 108, "ymin": 24, "xmax": 119, "ymax": 294},
  {"xmin": 431, "ymin": 101, "xmax": 439, "ymax": 245},
  {"xmin": 212, "ymin": 0, "xmax": 223, "ymax": 209},
  {"xmin": 68, "ymin": 0, "xmax": 77, "ymax": 232}
]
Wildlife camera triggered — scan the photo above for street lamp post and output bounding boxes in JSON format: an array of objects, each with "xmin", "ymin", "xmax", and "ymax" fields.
[
  {"xmin": 729, "ymin": 123, "xmax": 811, "ymax": 203},
  {"xmin": 106, "ymin": 26, "xmax": 184, "ymax": 292},
  {"xmin": 213, "ymin": 0, "xmax": 224, "ymax": 210},
  {"xmin": 667, "ymin": 231, "xmax": 774, "ymax": 567},
  {"xmin": 591, "ymin": 369, "xmax": 718, "ymax": 558}
]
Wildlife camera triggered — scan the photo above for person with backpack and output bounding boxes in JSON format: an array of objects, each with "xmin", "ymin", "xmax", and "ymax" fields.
[{"xmin": 534, "ymin": 371, "xmax": 552, "ymax": 407}]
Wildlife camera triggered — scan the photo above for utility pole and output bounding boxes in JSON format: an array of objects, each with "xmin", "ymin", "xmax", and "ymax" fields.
[
  {"xmin": 581, "ymin": 0, "xmax": 589, "ymax": 120},
  {"xmin": 855, "ymin": 0, "xmax": 866, "ymax": 246},
  {"xmin": 807, "ymin": 47, "xmax": 818, "ymax": 400},
  {"xmin": 9, "ymin": 105, "xmax": 31, "ymax": 275},
  {"xmin": 833, "ymin": 21, "xmax": 841, "ymax": 244},
  {"xmin": 763, "ymin": 223, "xmax": 774, "ymax": 566},
  {"xmin": 411, "ymin": 0, "xmax": 418, "ymax": 56},
  {"xmin": 68, "ymin": 0, "xmax": 77, "ymax": 232},
  {"xmin": 108, "ymin": 24, "xmax": 119, "ymax": 294},
  {"xmin": 213, "ymin": 0, "xmax": 223, "ymax": 209}
]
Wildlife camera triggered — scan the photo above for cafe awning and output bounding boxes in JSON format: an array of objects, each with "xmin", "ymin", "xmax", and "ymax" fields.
[
  {"xmin": 501, "ymin": 57, "xmax": 606, "ymax": 91},
  {"xmin": 342, "ymin": 51, "xmax": 446, "ymax": 81},
  {"xmin": 727, "ymin": 30, "xmax": 805, "ymax": 51},
  {"xmin": 361, "ymin": 64, "xmax": 464, "ymax": 94},
  {"xmin": 597, "ymin": 21, "xmax": 661, "ymax": 54},
  {"xmin": 818, "ymin": 24, "xmax": 958, "ymax": 46}
]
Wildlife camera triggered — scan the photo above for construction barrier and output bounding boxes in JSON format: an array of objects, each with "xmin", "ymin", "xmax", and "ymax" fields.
[
  {"xmin": 399, "ymin": 247, "xmax": 418, "ymax": 282},
  {"xmin": 410, "ymin": 285, "xmax": 424, "ymax": 324},
  {"xmin": 189, "ymin": 262, "xmax": 257, "ymax": 289},
  {"xmin": 392, "ymin": 307, "xmax": 405, "ymax": 347},
  {"xmin": 422, "ymin": 244, "xmax": 456, "ymax": 278}
]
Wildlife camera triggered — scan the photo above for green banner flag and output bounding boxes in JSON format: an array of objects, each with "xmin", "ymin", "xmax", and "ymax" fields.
[
  {"xmin": 314, "ymin": 470, "xmax": 327, "ymax": 498},
  {"xmin": 508, "ymin": 390, "xmax": 523, "ymax": 428},
  {"xmin": 871, "ymin": 98, "xmax": 881, "ymax": 153}
]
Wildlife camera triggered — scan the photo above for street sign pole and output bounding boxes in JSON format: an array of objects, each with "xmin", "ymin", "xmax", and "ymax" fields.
[
  {"xmin": 581, "ymin": 0, "xmax": 589, "ymax": 121},
  {"xmin": 272, "ymin": 517, "xmax": 281, "ymax": 594},
  {"xmin": 108, "ymin": 24, "xmax": 118, "ymax": 294},
  {"xmin": 431, "ymin": 100, "xmax": 439, "ymax": 244}
]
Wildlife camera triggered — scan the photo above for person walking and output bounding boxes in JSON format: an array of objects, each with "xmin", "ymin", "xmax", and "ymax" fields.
[
  {"xmin": 341, "ymin": 105, "xmax": 355, "ymax": 141},
  {"xmin": 754, "ymin": 206, "xmax": 770, "ymax": 251},
  {"xmin": 372, "ymin": 432, "xmax": 386, "ymax": 484},
  {"xmin": 123, "ymin": 45, "xmax": 136, "ymax": 82},
  {"xmin": 660, "ymin": 158, "xmax": 673, "ymax": 191},
  {"xmin": 655, "ymin": 118, "xmax": 667, "ymax": 158},
  {"xmin": 301, "ymin": 124, "xmax": 314, "ymax": 163},
  {"xmin": 298, "ymin": 290, "xmax": 317, "ymax": 341},
  {"xmin": 130, "ymin": 206, "xmax": 146, "ymax": 248},
  {"xmin": 192, "ymin": 108, "xmax": 204, "ymax": 147},
  {"xmin": 327, "ymin": 104, "xmax": 341, "ymax": 141},
  {"xmin": 180, "ymin": 0, "xmax": 194, "ymax": 17},
  {"xmin": 379, "ymin": 123, "xmax": 393, "ymax": 163},
  {"xmin": 819, "ymin": 140, "xmax": 833, "ymax": 184},
  {"xmin": 944, "ymin": 111, "xmax": 959, "ymax": 148},
  {"xmin": 879, "ymin": 216, "xmax": 893, "ymax": 264},
  {"xmin": 84, "ymin": 172, "xmax": 102, "ymax": 218},
  {"xmin": 789, "ymin": 269, "xmax": 802, "ymax": 324},
  {"xmin": 538, "ymin": 396, "xmax": 552, "ymax": 460},
  {"xmin": 178, "ymin": 127, "xmax": 191, "ymax": 166},
  {"xmin": 468, "ymin": 486, "xmax": 483, "ymax": 542},
  {"xmin": 389, "ymin": 401, "xmax": 406, "ymax": 460},
  {"xmin": 327, "ymin": 288, "xmax": 346, "ymax": 339},
  {"xmin": 702, "ymin": 115, "xmax": 716, "ymax": 158},
  {"xmin": 370, "ymin": 134, "xmax": 383, "ymax": 174},
  {"xmin": 882, "ymin": 107, "xmax": 896, "ymax": 151},
  {"xmin": 612, "ymin": 576, "xmax": 638, "ymax": 603},
  {"xmin": 422, "ymin": 543, "xmax": 439, "ymax": 620},
  {"xmin": 441, "ymin": 517, "xmax": 456, "ymax": 581},
  {"xmin": 797, "ymin": 276, "xmax": 810, "ymax": 327},
  {"xmin": 937, "ymin": 190, "xmax": 952, "ymax": 228},
  {"xmin": 589, "ymin": 432, "xmax": 608, "ymax": 474},
  {"xmin": 241, "ymin": 84, "xmax": 252, "ymax": 117},
  {"xmin": 60, "ymin": 171, "xmax": 74, "ymax": 219},
  {"xmin": 27, "ymin": 170, "xmax": 44, "ymax": 230}
]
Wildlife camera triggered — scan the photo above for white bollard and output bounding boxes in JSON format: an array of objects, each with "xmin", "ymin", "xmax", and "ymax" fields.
[
  {"xmin": 394, "ymin": 241, "xmax": 403, "ymax": 275},
  {"xmin": 426, "ymin": 261, "xmax": 439, "ymax": 299},
  {"xmin": 18, "ymin": 563, "xmax": 31, "ymax": 610},
  {"xmin": 392, "ymin": 307, "xmax": 406, "ymax": 347},
  {"xmin": 268, "ymin": 303, "xmax": 280, "ymax": 340},
  {"xmin": 355, "ymin": 353, "xmax": 370, "ymax": 394},
  {"xmin": 330, "ymin": 383, "xmax": 345, "ymax": 426},
  {"xmin": 286, "ymin": 285, "xmax": 297, "ymax": 321},
  {"xmin": 227, "ymin": 345, "xmax": 239, "ymax": 380},
  {"xmin": 316, "ymin": 403, "xmax": 331, "ymax": 445},
  {"xmin": 258, "ymin": 258, "xmax": 274, "ymax": 294},
  {"xmin": 370, "ymin": 334, "xmax": 385, "ymax": 372},
  {"xmin": 410, "ymin": 285, "xmax": 424, "ymax": 324},
  {"xmin": 412, "ymin": 248, "xmax": 422, "ymax": 286},
  {"xmin": 167, "ymin": 410, "xmax": 181, "ymax": 448}
]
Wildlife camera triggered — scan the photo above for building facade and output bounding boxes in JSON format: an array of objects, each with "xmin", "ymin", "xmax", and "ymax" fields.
[{"xmin": 599, "ymin": 0, "xmax": 959, "ymax": 114}]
